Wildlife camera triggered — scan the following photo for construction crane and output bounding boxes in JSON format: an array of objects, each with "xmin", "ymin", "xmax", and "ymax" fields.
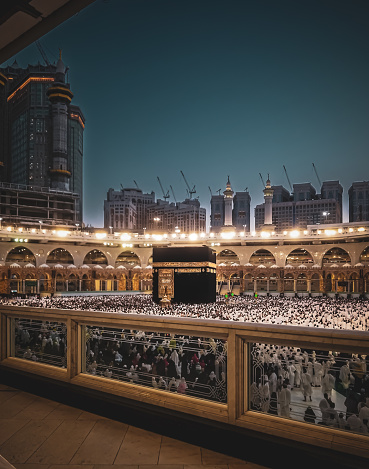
[
  {"xmin": 208, "ymin": 186, "xmax": 213, "ymax": 197},
  {"xmin": 133, "ymin": 180, "xmax": 139, "ymax": 189},
  {"xmin": 170, "ymin": 185, "xmax": 177, "ymax": 203},
  {"xmin": 312, "ymin": 163, "xmax": 321, "ymax": 187},
  {"xmin": 283, "ymin": 165, "xmax": 293, "ymax": 192},
  {"xmin": 157, "ymin": 177, "xmax": 170, "ymax": 201},
  {"xmin": 35, "ymin": 40, "xmax": 50, "ymax": 66},
  {"xmin": 259, "ymin": 173, "xmax": 265, "ymax": 188},
  {"xmin": 180, "ymin": 170, "xmax": 196, "ymax": 199}
]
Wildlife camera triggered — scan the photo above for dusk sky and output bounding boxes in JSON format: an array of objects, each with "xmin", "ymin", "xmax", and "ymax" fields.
[{"xmin": 2, "ymin": 0, "xmax": 369, "ymax": 229}]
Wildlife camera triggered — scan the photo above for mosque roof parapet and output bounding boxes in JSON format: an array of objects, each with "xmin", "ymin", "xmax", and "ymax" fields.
[{"xmin": 0, "ymin": 221, "xmax": 369, "ymax": 247}]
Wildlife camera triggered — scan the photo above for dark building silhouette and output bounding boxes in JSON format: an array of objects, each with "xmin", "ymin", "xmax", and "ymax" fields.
[
  {"xmin": 0, "ymin": 55, "xmax": 84, "ymax": 226},
  {"xmin": 349, "ymin": 181, "xmax": 369, "ymax": 222}
]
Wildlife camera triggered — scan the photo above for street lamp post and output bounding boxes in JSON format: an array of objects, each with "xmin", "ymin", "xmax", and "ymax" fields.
[{"xmin": 38, "ymin": 220, "xmax": 43, "ymax": 231}]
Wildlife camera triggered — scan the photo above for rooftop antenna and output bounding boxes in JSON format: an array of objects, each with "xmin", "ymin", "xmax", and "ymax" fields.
[
  {"xmin": 157, "ymin": 177, "xmax": 170, "ymax": 201},
  {"xmin": 120, "ymin": 183, "xmax": 124, "ymax": 191},
  {"xmin": 312, "ymin": 163, "xmax": 321, "ymax": 187},
  {"xmin": 216, "ymin": 189, "xmax": 221, "ymax": 195},
  {"xmin": 180, "ymin": 170, "xmax": 196, "ymax": 199},
  {"xmin": 244, "ymin": 187, "xmax": 248, "ymax": 192},
  {"xmin": 283, "ymin": 165, "xmax": 293, "ymax": 192}
]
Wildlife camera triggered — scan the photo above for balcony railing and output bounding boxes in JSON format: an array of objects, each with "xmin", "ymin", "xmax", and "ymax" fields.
[{"xmin": 0, "ymin": 305, "xmax": 368, "ymax": 458}]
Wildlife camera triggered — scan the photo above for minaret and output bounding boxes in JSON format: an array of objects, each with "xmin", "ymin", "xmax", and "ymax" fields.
[
  {"xmin": 223, "ymin": 176, "xmax": 234, "ymax": 226},
  {"xmin": 47, "ymin": 50, "xmax": 73, "ymax": 191},
  {"xmin": 263, "ymin": 174, "xmax": 274, "ymax": 227}
]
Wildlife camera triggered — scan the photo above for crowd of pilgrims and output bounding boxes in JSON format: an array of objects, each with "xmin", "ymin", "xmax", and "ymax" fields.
[
  {"xmin": 85, "ymin": 328, "xmax": 227, "ymax": 402},
  {"xmin": 251, "ymin": 343, "xmax": 369, "ymax": 434},
  {"xmin": 2, "ymin": 294, "xmax": 369, "ymax": 330},
  {"xmin": 14, "ymin": 319, "xmax": 66, "ymax": 367}
]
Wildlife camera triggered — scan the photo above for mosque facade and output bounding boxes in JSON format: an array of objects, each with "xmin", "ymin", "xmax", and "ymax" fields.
[{"xmin": 0, "ymin": 222, "xmax": 368, "ymax": 297}]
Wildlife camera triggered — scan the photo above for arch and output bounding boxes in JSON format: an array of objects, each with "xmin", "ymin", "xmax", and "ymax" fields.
[
  {"xmin": 115, "ymin": 251, "xmax": 141, "ymax": 268},
  {"xmin": 269, "ymin": 272, "xmax": 278, "ymax": 292},
  {"xmin": 296, "ymin": 272, "xmax": 307, "ymax": 292},
  {"xmin": 311, "ymin": 273, "xmax": 321, "ymax": 293},
  {"xmin": 336, "ymin": 272, "xmax": 348, "ymax": 293},
  {"xmin": 9, "ymin": 272, "xmax": 21, "ymax": 293},
  {"xmin": 6, "ymin": 246, "xmax": 35, "ymax": 265},
  {"xmin": 326, "ymin": 273, "xmax": 334, "ymax": 292},
  {"xmin": 55, "ymin": 273, "xmax": 65, "ymax": 292},
  {"xmin": 284, "ymin": 272, "xmax": 294, "ymax": 292},
  {"xmin": 249, "ymin": 249, "xmax": 275, "ymax": 267},
  {"xmin": 47, "ymin": 248, "xmax": 74, "ymax": 265},
  {"xmin": 67, "ymin": 273, "xmax": 79, "ymax": 292},
  {"xmin": 322, "ymin": 247, "xmax": 351, "ymax": 266},
  {"xmin": 359, "ymin": 246, "xmax": 369, "ymax": 265},
  {"xmin": 39, "ymin": 272, "xmax": 51, "ymax": 293},
  {"xmin": 243, "ymin": 273, "xmax": 254, "ymax": 292},
  {"xmin": 25, "ymin": 272, "xmax": 37, "ymax": 294},
  {"xmin": 256, "ymin": 273, "xmax": 267, "ymax": 292},
  {"xmin": 216, "ymin": 249, "xmax": 240, "ymax": 266},
  {"xmin": 81, "ymin": 274, "xmax": 91, "ymax": 291},
  {"xmin": 83, "ymin": 249, "xmax": 108, "ymax": 266},
  {"xmin": 286, "ymin": 248, "xmax": 313, "ymax": 266}
]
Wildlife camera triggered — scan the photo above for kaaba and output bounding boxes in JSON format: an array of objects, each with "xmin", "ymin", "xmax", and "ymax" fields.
[{"xmin": 152, "ymin": 246, "xmax": 216, "ymax": 304}]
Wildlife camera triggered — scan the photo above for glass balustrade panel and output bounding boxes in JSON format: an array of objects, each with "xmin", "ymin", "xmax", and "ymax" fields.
[
  {"xmin": 249, "ymin": 342, "xmax": 369, "ymax": 436},
  {"xmin": 83, "ymin": 325, "xmax": 227, "ymax": 403},
  {"xmin": 12, "ymin": 318, "xmax": 67, "ymax": 368}
]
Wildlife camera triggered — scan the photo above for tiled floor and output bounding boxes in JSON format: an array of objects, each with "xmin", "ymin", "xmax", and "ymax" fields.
[{"xmin": 0, "ymin": 384, "xmax": 267, "ymax": 469}]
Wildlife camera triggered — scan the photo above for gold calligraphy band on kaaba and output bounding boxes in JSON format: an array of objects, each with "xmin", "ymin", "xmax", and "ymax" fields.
[{"xmin": 153, "ymin": 262, "xmax": 217, "ymax": 269}]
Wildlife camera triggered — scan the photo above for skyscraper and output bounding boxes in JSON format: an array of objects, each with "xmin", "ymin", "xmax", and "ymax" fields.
[
  {"xmin": 0, "ymin": 55, "xmax": 84, "ymax": 226},
  {"xmin": 349, "ymin": 181, "xmax": 369, "ymax": 222}
]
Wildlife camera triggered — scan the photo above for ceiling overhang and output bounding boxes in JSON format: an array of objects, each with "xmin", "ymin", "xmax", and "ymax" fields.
[{"xmin": 0, "ymin": 0, "xmax": 97, "ymax": 64}]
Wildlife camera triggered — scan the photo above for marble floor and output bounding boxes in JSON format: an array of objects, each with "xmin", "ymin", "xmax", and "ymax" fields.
[
  {"xmin": 0, "ymin": 384, "xmax": 266, "ymax": 469},
  {"xmin": 290, "ymin": 385, "xmax": 346, "ymax": 423}
]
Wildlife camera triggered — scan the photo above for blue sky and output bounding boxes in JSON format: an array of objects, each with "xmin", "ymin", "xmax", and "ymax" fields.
[{"xmin": 3, "ymin": 0, "xmax": 369, "ymax": 228}]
